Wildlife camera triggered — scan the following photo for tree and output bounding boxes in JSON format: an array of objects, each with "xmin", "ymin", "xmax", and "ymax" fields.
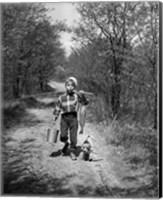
[
  {"xmin": 131, "ymin": 2, "xmax": 159, "ymax": 128},
  {"xmin": 68, "ymin": 2, "xmax": 159, "ymax": 128},
  {"xmin": 72, "ymin": 2, "xmax": 139, "ymax": 117},
  {"xmin": 2, "ymin": 3, "xmax": 66, "ymax": 98}
]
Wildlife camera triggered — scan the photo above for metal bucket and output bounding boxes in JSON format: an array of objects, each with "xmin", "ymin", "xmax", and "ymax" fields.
[{"xmin": 47, "ymin": 127, "xmax": 59, "ymax": 143}]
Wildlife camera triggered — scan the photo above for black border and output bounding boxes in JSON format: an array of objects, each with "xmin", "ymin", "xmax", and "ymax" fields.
[{"xmin": 159, "ymin": 1, "xmax": 162, "ymax": 198}]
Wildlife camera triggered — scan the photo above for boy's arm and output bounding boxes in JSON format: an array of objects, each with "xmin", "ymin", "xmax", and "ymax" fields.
[
  {"xmin": 53, "ymin": 97, "xmax": 62, "ymax": 120},
  {"xmin": 77, "ymin": 90, "xmax": 89, "ymax": 105}
]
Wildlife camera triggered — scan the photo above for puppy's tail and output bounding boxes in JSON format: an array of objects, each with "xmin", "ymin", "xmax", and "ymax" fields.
[{"xmin": 83, "ymin": 135, "xmax": 94, "ymax": 148}]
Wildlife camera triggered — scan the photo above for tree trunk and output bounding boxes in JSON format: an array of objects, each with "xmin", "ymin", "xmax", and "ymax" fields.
[
  {"xmin": 40, "ymin": 79, "xmax": 44, "ymax": 92},
  {"xmin": 13, "ymin": 76, "xmax": 21, "ymax": 98},
  {"xmin": 111, "ymin": 82, "xmax": 120, "ymax": 118},
  {"xmin": 153, "ymin": 91, "xmax": 157, "ymax": 129},
  {"xmin": 111, "ymin": 54, "xmax": 121, "ymax": 118}
]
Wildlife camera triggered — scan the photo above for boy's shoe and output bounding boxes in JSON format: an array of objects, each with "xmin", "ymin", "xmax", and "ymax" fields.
[
  {"xmin": 61, "ymin": 142, "xmax": 69, "ymax": 155},
  {"xmin": 70, "ymin": 152, "xmax": 77, "ymax": 160}
]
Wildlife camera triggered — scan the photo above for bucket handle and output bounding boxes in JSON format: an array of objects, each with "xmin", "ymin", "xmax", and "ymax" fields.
[{"xmin": 50, "ymin": 116, "xmax": 57, "ymax": 128}]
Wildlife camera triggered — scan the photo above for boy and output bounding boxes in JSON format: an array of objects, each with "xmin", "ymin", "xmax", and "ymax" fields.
[{"xmin": 53, "ymin": 77, "xmax": 89, "ymax": 160}]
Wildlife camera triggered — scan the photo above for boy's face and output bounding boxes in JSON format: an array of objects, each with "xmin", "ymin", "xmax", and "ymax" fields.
[{"xmin": 66, "ymin": 81, "xmax": 75, "ymax": 94}]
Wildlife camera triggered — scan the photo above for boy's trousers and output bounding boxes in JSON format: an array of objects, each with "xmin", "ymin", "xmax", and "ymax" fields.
[{"xmin": 60, "ymin": 112, "xmax": 78, "ymax": 148}]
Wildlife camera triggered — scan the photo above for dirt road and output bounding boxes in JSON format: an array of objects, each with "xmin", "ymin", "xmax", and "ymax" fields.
[
  {"xmin": 2, "ymin": 82, "xmax": 157, "ymax": 197},
  {"xmin": 2, "ymin": 102, "xmax": 118, "ymax": 196}
]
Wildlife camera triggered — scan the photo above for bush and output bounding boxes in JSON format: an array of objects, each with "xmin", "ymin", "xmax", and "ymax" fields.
[
  {"xmin": 101, "ymin": 119, "xmax": 158, "ymax": 196},
  {"xmin": 88, "ymin": 95, "xmax": 112, "ymax": 124},
  {"xmin": 104, "ymin": 120, "xmax": 158, "ymax": 168},
  {"xmin": 3, "ymin": 101, "xmax": 26, "ymax": 129}
]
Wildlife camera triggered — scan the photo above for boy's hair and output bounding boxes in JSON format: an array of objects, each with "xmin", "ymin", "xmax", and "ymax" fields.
[{"xmin": 65, "ymin": 77, "xmax": 78, "ymax": 88}]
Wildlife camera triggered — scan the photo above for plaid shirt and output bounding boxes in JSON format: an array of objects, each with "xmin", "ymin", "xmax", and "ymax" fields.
[{"xmin": 53, "ymin": 92, "xmax": 89, "ymax": 118}]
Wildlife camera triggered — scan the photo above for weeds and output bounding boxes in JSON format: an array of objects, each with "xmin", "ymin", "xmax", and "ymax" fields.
[
  {"xmin": 3, "ymin": 97, "xmax": 56, "ymax": 129},
  {"xmin": 3, "ymin": 102, "xmax": 27, "ymax": 129},
  {"xmin": 102, "ymin": 119, "xmax": 158, "ymax": 197}
]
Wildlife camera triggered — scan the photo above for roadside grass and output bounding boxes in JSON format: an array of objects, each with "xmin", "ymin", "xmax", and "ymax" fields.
[
  {"xmin": 88, "ymin": 97, "xmax": 159, "ymax": 197},
  {"xmin": 3, "ymin": 101, "xmax": 27, "ymax": 129},
  {"xmin": 88, "ymin": 97, "xmax": 158, "ymax": 171},
  {"xmin": 3, "ymin": 97, "xmax": 56, "ymax": 129},
  {"xmin": 103, "ymin": 121, "xmax": 158, "ymax": 197}
]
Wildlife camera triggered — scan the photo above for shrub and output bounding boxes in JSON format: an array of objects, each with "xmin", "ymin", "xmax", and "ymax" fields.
[{"xmin": 3, "ymin": 101, "xmax": 26, "ymax": 129}]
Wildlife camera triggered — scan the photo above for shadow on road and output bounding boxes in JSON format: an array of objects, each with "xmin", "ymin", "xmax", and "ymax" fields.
[
  {"xmin": 3, "ymin": 171, "xmax": 73, "ymax": 196},
  {"xmin": 49, "ymin": 146, "xmax": 82, "ymax": 158},
  {"xmin": 50, "ymin": 150, "xmax": 62, "ymax": 157}
]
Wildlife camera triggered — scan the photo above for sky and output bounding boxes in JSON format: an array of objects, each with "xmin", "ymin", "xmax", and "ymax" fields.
[{"xmin": 45, "ymin": 3, "xmax": 81, "ymax": 57}]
